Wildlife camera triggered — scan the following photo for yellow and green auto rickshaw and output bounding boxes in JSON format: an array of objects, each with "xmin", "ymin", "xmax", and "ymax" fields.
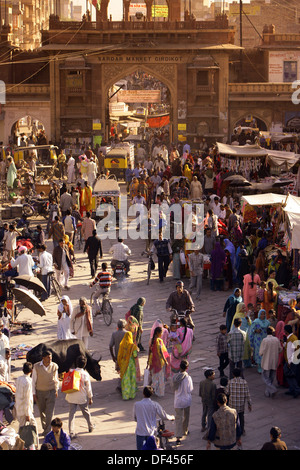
[{"xmin": 104, "ymin": 143, "xmax": 134, "ymax": 179}]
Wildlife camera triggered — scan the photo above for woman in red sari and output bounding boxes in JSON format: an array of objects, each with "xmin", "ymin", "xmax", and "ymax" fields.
[{"xmin": 147, "ymin": 326, "xmax": 170, "ymax": 397}]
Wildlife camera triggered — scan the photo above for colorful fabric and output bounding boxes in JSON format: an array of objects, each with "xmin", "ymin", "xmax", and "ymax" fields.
[
  {"xmin": 117, "ymin": 331, "xmax": 138, "ymax": 379},
  {"xmin": 249, "ymin": 309, "xmax": 270, "ymax": 371},
  {"xmin": 170, "ymin": 326, "xmax": 193, "ymax": 374}
]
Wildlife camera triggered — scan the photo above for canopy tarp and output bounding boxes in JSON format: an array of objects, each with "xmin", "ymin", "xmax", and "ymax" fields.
[
  {"xmin": 266, "ymin": 150, "xmax": 300, "ymax": 170},
  {"xmin": 241, "ymin": 193, "xmax": 287, "ymax": 206},
  {"xmin": 216, "ymin": 142, "xmax": 268, "ymax": 157}
]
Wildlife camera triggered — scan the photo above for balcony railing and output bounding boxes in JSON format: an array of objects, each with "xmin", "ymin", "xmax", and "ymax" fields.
[
  {"xmin": 229, "ymin": 82, "xmax": 294, "ymax": 94},
  {"xmin": 6, "ymin": 84, "xmax": 50, "ymax": 95}
]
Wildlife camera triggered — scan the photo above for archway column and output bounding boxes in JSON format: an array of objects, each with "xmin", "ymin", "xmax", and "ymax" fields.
[{"xmin": 145, "ymin": 0, "xmax": 153, "ymax": 21}]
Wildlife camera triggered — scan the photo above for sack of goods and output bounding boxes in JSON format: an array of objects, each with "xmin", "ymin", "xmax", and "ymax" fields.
[{"xmin": 61, "ymin": 370, "xmax": 81, "ymax": 393}]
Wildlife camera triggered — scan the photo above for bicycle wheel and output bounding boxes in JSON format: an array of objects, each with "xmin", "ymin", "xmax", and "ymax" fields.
[
  {"xmin": 51, "ymin": 277, "xmax": 61, "ymax": 301},
  {"xmin": 91, "ymin": 292, "xmax": 99, "ymax": 318},
  {"xmin": 102, "ymin": 298, "xmax": 113, "ymax": 326},
  {"xmin": 22, "ymin": 204, "xmax": 34, "ymax": 217}
]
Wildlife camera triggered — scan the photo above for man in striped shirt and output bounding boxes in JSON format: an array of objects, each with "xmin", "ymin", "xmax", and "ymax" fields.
[
  {"xmin": 227, "ymin": 368, "xmax": 252, "ymax": 435},
  {"xmin": 90, "ymin": 262, "xmax": 112, "ymax": 312}
]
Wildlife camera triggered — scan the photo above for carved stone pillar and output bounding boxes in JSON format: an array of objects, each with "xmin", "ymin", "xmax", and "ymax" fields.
[
  {"xmin": 123, "ymin": 0, "xmax": 131, "ymax": 21},
  {"xmin": 97, "ymin": 0, "xmax": 109, "ymax": 22},
  {"xmin": 145, "ymin": 0, "xmax": 153, "ymax": 21}
]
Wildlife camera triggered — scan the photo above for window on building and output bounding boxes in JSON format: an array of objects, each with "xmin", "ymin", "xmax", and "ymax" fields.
[
  {"xmin": 197, "ymin": 71, "xmax": 209, "ymax": 86},
  {"xmin": 283, "ymin": 61, "xmax": 297, "ymax": 82}
]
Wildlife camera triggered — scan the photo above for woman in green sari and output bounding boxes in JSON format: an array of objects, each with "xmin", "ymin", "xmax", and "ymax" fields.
[{"xmin": 117, "ymin": 331, "xmax": 140, "ymax": 400}]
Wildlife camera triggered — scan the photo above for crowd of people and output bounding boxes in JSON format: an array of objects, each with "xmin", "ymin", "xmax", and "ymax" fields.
[{"xmin": 0, "ymin": 133, "xmax": 298, "ymax": 452}]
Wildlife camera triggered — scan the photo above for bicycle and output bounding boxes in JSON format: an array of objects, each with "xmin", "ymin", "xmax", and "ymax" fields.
[
  {"xmin": 90, "ymin": 290, "xmax": 113, "ymax": 326},
  {"xmin": 141, "ymin": 250, "xmax": 155, "ymax": 285},
  {"xmin": 48, "ymin": 271, "xmax": 62, "ymax": 301}
]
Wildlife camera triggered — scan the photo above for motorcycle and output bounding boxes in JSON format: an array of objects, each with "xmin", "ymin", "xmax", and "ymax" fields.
[
  {"xmin": 22, "ymin": 196, "xmax": 49, "ymax": 219},
  {"xmin": 169, "ymin": 308, "xmax": 195, "ymax": 330},
  {"xmin": 112, "ymin": 261, "xmax": 127, "ymax": 281}
]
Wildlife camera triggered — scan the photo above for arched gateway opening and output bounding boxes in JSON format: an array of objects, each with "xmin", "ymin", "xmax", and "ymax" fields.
[
  {"xmin": 104, "ymin": 67, "xmax": 174, "ymax": 149},
  {"xmin": 10, "ymin": 115, "xmax": 46, "ymax": 146}
]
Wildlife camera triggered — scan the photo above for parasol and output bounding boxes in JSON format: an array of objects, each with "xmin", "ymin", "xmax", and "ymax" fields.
[
  {"xmin": 272, "ymin": 179, "xmax": 295, "ymax": 187},
  {"xmin": 14, "ymin": 275, "xmax": 47, "ymax": 293},
  {"xmin": 224, "ymin": 175, "xmax": 252, "ymax": 186},
  {"xmin": 13, "ymin": 288, "xmax": 46, "ymax": 317}
]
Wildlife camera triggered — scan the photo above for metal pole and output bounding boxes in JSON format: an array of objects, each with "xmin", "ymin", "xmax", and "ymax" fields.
[{"xmin": 240, "ymin": 0, "xmax": 243, "ymax": 81}]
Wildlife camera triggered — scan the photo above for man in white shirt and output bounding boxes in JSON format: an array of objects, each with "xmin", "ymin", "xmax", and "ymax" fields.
[
  {"xmin": 133, "ymin": 386, "xmax": 175, "ymax": 450},
  {"xmin": 144, "ymin": 157, "xmax": 153, "ymax": 175},
  {"xmin": 65, "ymin": 355, "xmax": 94, "ymax": 439},
  {"xmin": 60, "ymin": 190, "xmax": 73, "ymax": 217},
  {"xmin": 109, "ymin": 238, "xmax": 131, "ymax": 276},
  {"xmin": 87, "ymin": 158, "xmax": 97, "ymax": 186},
  {"xmin": 0, "ymin": 348, "xmax": 11, "ymax": 382},
  {"xmin": 15, "ymin": 362, "xmax": 38, "ymax": 435},
  {"xmin": 259, "ymin": 326, "xmax": 282, "ymax": 398},
  {"xmin": 38, "ymin": 244, "xmax": 53, "ymax": 300},
  {"xmin": 172, "ymin": 359, "xmax": 193, "ymax": 445},
  {"xmin": 0, "ymin": 326, "xmax": 9, "ymax": 358},
  {"xmin": 3, "ymin": 225, "xmax": 22, "ymax": 260},
  {"xmin": 67, "ymin": 155, "xmax": 76, "ymax": 184},
  {"xmin": 210, "ymin": 196, "xmax": 221, "ymax": 218},
  {"xmin": 10, "ymin": 246, "xmax": 34, "ymax": 277}
]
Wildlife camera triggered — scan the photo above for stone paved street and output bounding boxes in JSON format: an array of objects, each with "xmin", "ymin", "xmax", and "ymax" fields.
[{"xmin": 7, "ymin": 184, "xmax": 300, "ymax": 453}]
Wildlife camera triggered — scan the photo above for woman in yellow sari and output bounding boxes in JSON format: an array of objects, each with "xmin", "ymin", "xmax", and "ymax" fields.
[
  {"xmin": 147, "ymin": 326, "xmax": 170, "ymax": 397},
  {"xmin": 81, "ymin": 181, "xmax": 93, "ymax": 213},
  {"xmin": 129, "ymin": 177, "xmax": 139, "ymax": 200},
  {"xmin": 183, "ymin": 164, "xmax": 192, "ymax": 183},
  {"xmin": 117, "ymin": 331, "xmax": 140, "ymax": 400}
]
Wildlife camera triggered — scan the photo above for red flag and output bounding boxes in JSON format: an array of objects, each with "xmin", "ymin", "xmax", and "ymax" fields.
[{"xmin": 147, "ymin": 114, "xmax": 170, "ymax": 128}]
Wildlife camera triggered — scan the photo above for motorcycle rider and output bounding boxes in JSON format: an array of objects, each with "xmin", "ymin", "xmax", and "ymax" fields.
[
  {"xmin": 166, "ymin": 281, "xmax": 195, "ymax": 328},
  {"xmin": 109, "ymin": 237, "xmax": 131, "ymax": 277}
]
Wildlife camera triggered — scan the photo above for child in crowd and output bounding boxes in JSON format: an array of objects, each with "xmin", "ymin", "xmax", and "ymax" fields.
[
  {"xmin": 256, "ymin": 281, "xmax": 266, "ymax": 310},
  {"xmin": 247, "ymin": 303, "xmax": 256, "ymax": 321},
  {"xmin": 216, "ymin": 324, "xmax": 229, "ymax": 377},
  {"xmin": 199, "ymin": 368, "xmax": 216, "ymax": 432},
  {"xmin": 167, "ymin": 323, "xmax": 181, "ymax": 354},
  {"xmin": 268, "ymin": 309, "xmax": 278, "ymax": 328}
]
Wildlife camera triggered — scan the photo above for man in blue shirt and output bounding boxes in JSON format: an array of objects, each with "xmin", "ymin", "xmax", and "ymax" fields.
[{"xmin": 151, "ymin": 231, "xmax": 173, "ymax": 282}]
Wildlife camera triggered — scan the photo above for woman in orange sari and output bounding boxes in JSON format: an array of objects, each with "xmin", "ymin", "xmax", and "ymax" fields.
[
  {"xmin": 147, "ymin": 326, "xmax": 170, "ymax": 397},
  {"xmin": 117, "ymin": 331, "xmax": 140, "ymax": 400},
  {"xmin": 262, "ymin": 281, "xmax": 277, "ymax": 318}
]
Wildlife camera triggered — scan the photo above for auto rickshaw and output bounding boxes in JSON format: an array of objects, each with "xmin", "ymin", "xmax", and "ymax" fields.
[
  {"xmin": 104, "ymin": 143, "xmax": 134, "ymax": 179},
  {"xmin": 92, "ymin": 178, "xmax": 122, "ymax": 228}
]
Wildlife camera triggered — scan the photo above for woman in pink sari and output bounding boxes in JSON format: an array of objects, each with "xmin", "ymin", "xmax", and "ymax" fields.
[
  {"xmin": 243, "ymin": 264, "xmax": 260, "ymax": 310},
  {"xmin": 149, "ymin": 319, "xmax": 169, "ymax": 347},
  {"xmin": 170, "ymin": 318, "xmax": 194, "ymax": 374}
]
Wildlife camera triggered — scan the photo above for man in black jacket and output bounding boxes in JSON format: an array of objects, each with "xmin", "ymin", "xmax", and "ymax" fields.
[{"xmin": 84, "ymin": 229, "xmax": 103, "ymax": 278}]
